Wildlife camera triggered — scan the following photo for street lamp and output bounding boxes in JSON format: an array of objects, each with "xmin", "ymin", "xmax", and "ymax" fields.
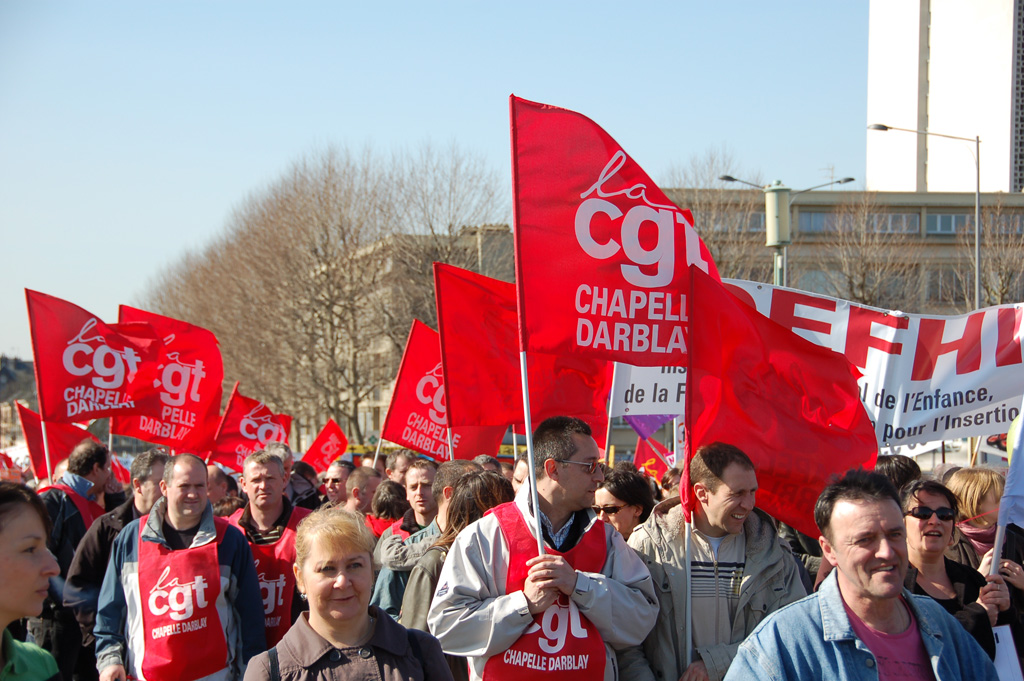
[
  {"xmin": 718, "ymin": 175, "xmax": 855, "ymax": 287},
  {"xmin": 868, "ymin": 123, "xmax": 982, "ymax": 309}
]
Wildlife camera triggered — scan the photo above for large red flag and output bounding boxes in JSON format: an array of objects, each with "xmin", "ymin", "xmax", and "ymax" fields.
[
  {"xmin": 16, "ymin": 403, "xmax": 101, "ymax": 480},
  {"xmin": 303, "ymin": 419, "xmax": 349, "ymax": 474},
  {"xmin": 111, "ymin": 456, "xmax": 131, "ymax": 486},
  {"xmin": 634, "ymin": 436, "xmax": 671, "ymax": 481},
  {"xmin": 207, "ymin": 383, "xmax": 292, "ymax": 473},
  {"xmin": 510, "ymin": 96, "xmax": 719, "ymax": 367},
  {"xmin": 684, "ymin": 268, "xmax": 878, "ymax": 537},
  {"xmin": 111, "ymin": 306, "xmax": 224, "ymax": 452},
  {"xmin": 26, "ymin": 290, "xmax": 162, "ymax": 423},
  {"xmin": 434, "ymin": 263, "xmax": 611, "ymax": 444},
  {"xmin": 380, "ymin": 321, "xmax": 506, "ymax": 460}
]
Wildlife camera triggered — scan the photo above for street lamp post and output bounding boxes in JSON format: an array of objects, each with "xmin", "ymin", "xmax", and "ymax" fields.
[
  {"xmin": 868, "ymin": 123, "xmax": 982, "ymax": 309},
  {"xmin": 719, "ymin": 175, "xmax": 855, "ymax": 287}
]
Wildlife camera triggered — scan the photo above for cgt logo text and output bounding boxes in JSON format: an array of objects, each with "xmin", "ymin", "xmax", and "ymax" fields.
[
  {"xmin": 416, "ymin": 363, "xmax": 446, "ymax": 426},
  {"xmin": 256, "ymin": 560, "xmax": 287, "ymax": 615},
  {"xmin": 147, "ymin": 566, "xmax": 210, "ymax": 622},
  {"xmin": 574, "ymin": 151, "xmax": 710, "ymax": 289},
  {"xmin": 62, "ymin": 319, "xmax": 141, "ymax": 391}
]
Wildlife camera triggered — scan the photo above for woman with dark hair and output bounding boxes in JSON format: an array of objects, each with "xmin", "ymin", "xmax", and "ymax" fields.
[
  {"xmin": 400, "ymin": 472, "xmax": 513, "ymax": 681},
  {"xmin": 594, "ymin": 465, "xmax": 655, "ymax": 541},
  {"xmin": 0, "ymin": 482, "xmax": 61, "ymax": 680},
  {"xmin": 902, "ymin": 478, "xmax": 1012, "ymax": 659},
  {"xmin": 367, "ymin": 480, "xmax": 411, "ymax": 538}
]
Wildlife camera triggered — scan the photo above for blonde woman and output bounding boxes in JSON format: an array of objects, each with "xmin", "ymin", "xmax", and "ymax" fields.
[{"xmin": 244, "ymin": 508, "xmax": 452, "ymax": 681}]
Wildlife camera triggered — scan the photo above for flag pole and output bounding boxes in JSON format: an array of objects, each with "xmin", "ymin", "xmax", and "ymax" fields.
[
  {"xmin": 40, "ymin": 420, "xmax": 55, "ymax": 485},
  {"xmin": 446, "ymin": 427, "xmax": 455, "ymax": 460},
  {"xmin": 371, "ymin": 438, "xmax": 384, "ymax": 469},
  {"xmin": 519, "ymin": 351, "xmax": 545, "ymax": 556},
  {"xmin": 604, "ymin": 363, "xmax": 618, "ymax": 459},
  {"xmin": 512, "ymin": 429, "xmax": 518, "ymax": 460}
]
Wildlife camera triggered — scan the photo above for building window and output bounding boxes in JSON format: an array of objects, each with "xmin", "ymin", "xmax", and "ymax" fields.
[
  {"xmin": 927, "ymin": 267, "xmax": 964, "ymax": 302},
  {"xmin": 926, "ymin": 214, "xmax": 968, "ymax": 235},
  {"xmin": 868, "ymin": 213, "xmax": 920, "ymax": 234},
  {"xmin": 797, "ymin": 212, "xmax": 836, "ymax": 233}
]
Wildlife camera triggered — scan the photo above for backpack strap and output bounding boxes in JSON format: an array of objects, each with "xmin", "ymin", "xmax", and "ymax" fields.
[{"xmin": 268, "ymin": 646, "xmax": 280, "ymax": 681}]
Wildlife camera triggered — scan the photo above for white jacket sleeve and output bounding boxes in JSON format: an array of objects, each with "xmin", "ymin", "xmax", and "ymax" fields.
[{"xmin": 426, "ymin": 515, "xmax": 535, "ymax": 657}]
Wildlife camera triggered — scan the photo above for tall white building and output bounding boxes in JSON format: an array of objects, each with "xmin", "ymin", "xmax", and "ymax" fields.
[{"xmin": 866, "ymin": 0, "xmax": 1023, "ymax": 192}]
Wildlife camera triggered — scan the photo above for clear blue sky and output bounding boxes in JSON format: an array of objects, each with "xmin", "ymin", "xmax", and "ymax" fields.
[{"xmin": 1, "ymin": 2, "xmax": 869, "ymax": 359}]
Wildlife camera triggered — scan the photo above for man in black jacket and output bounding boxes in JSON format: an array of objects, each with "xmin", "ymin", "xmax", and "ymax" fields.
[{"xmin": 64, "ymin": 449, "xmax": 168, "ymax": 679}]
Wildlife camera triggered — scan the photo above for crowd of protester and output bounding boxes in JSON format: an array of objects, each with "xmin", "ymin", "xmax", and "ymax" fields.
[{"xmin": 3, "ymin": 420, "xmax": 1019, "ymax": 680}]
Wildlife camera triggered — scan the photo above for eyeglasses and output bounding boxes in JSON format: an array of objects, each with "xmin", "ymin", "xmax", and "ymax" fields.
[
  {"xmin": 592, "ymin": 504, "xmax": 628, "ymax": 516},
  {"xmin": 560, "ymin": 459, "xmax": 601, "ymax": 474},
  {"xmin": 324, "ymin": 478, "xmax": 343, "ymax": 485},
  {"xmin": 906, "ymin": 506, "xmax": 956, "ymax": 522}
]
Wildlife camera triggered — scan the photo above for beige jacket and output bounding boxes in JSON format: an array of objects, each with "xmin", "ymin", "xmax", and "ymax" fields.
[{"xmin": 618, "ymin": 497, "xmax": 806, "ymax": 681}]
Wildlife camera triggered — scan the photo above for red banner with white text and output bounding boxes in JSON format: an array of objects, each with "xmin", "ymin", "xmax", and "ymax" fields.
[
  {"xmin": 434, "ymin": 263, "xmax": 611, "ymax": 447},
  {"xmin": 207, "ymin": 383, "xmax": 292, "ymax": 472},
  {"xmin": 26, "ymin": 290, "xmax": 162, "ymax": 423},
  {"xmin": 111, "ymin": 306, "xmax": 224, "ymax": 452},
  {"xmin": 380, "ymin": 321, "xmax": 505, "ymax": 460},
  {"xmin": 510, "ymin": 96, "xmax": 719, "ymax": 366},
  {"xmin": 302, "ymin": 419, "xmax": 349, "ymax": 474}
]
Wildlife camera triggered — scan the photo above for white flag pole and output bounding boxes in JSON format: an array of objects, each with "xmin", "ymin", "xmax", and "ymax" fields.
[
  {"xmin": 519, "ymin": 351, "xmax": 545, "ymax": 556},
  {"xmin": 512, "ymin": 429, "xmax": 518, "ymax": 459},
  {"xmin": 684, "ymin": 512, "xmax": 693, "ymax": 667},
  {"xmin": 446, "ymin": 427, "xmax": 455, "ymax": 460},
  {"xmin": 991, "ymin": 395, "xmax": 1024, "ymax": 575},
  {"xmin": 371, "ymin": 438, "xmax": 384, "ymax": 469},
  {"xmin": 604, "ymin": 363, "xmax": 619, "ymax": 460},
  {"xmin": 40, "ymin": 420, "xmax": 55, "ymax": 485}
]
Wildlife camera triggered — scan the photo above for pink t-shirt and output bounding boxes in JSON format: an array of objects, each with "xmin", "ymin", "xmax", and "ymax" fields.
[{"xmin": 843, "ymin": 597, "xmax": 935, "ymax": 680}]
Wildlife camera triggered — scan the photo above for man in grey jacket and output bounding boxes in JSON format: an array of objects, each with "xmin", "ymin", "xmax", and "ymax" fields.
[
  {"xmin": 428, "ymin": 416, "xmax": 658, "ymax": 681},
  {"xmin": 619, "ymin": 442, "xmax": 806, "ymax": 681}
]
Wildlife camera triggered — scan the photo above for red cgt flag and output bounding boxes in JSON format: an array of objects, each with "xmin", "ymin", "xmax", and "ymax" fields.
[
  {"xmin": 380, "ymin": 321, "xmax": 506, "ymax": 460},
  {"xmin": 303, "ymin": 419, "xmax": 349, "ymax": 474},
  {"xmin": 111, "ymin": 306, "xmax": 224, "ymax": 453},
  {"xmin": 634, "ymin": 436, "xmax": 671, "ymax": 481},
  {"xmin": 684, "ymin": 268, "xmax": 878, "ymax": 537},
  {"xmin": 207, "ymin": 383, "xmax": 292, "ymax": 473},
  {"xmin": 26, "ymin": 290, "xmax": 163, "ymax": 423},
  {"xmin": 16, "ymin": 403, "xmax": 101, "ymax": 480},
  {"xmin": 434, "ymin": 263, "xmax": 611, "ymax": 446},
  {"xmin": 510, "ymin": 95, "xmax": 720, "ymax": 367}
]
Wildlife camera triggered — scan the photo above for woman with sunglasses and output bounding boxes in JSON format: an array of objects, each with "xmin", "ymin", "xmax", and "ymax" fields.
[
  {"xmin": 901, "ymin": 479, "xmax": 1012, "ymax": 658},
  {"xmin": 594, "ymin": 466, "xmax": 655, "ymax": 542}
]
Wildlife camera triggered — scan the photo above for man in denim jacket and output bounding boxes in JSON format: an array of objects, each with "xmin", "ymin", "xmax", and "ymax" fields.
[{"xmin": 726, "ymin": 470, "xmax": 998, "ymax": 681}]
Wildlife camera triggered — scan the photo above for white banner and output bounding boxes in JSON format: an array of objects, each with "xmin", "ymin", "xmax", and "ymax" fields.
[
  {"xmin": 609, "ymin": 365, "xmax": 686, "ymax": 417},
  {"xmin": 725, "ymin": 279, "xmax": 1024, "ymax": 448}
]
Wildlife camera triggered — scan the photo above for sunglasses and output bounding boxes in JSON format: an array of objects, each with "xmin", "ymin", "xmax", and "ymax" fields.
[
  {"xmin": 592, "ymin": 504, "xmax": 628, "ymax": 515},
  {"xmin": 561, "ymin": 459, "xmax": 601, "ymax": 474},
  {"xmin": 906, "ymin": 506, "xmax": 956, "ymax": 522}
]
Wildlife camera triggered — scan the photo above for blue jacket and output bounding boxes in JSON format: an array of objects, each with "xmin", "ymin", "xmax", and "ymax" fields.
[
  {"xmin": 94, "ymin": 498, "xmax": 266, "ymax": 681},
  {"xmin": 725, "ymin": 570, "xmax": 999, "ymax": 681}
]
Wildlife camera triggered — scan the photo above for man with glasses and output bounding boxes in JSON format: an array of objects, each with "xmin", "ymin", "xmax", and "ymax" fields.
[
  {"xmin": 428, "ymin": 416, "xmax": 658, "ymax": 681},
  {"xmin": 619, "ymin": 442, "xmax": 805, "ymax": 681},
  {"xmin": 322, "ymin": 460, "xmax": 354, "ymax": 506}
]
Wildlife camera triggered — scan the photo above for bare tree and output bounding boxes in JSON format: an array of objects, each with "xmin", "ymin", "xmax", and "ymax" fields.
[
  {"xmin": 812, "ymin": 192, "xmax": 925, "ymax": 310},
  {"xmin": 662, "ymin": 146, "xmax": 771, "ymax": 282},
  {"xmin": 139, "ymin": 143, "xmax": 508, "ymax": 445},
  {"xmin": 946, "ymin": 195, "xmax": 1024, "ymax": 311},
  {"xmin": 379, "ymin": 142, "xmax": 510, "ymax": 348}
]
